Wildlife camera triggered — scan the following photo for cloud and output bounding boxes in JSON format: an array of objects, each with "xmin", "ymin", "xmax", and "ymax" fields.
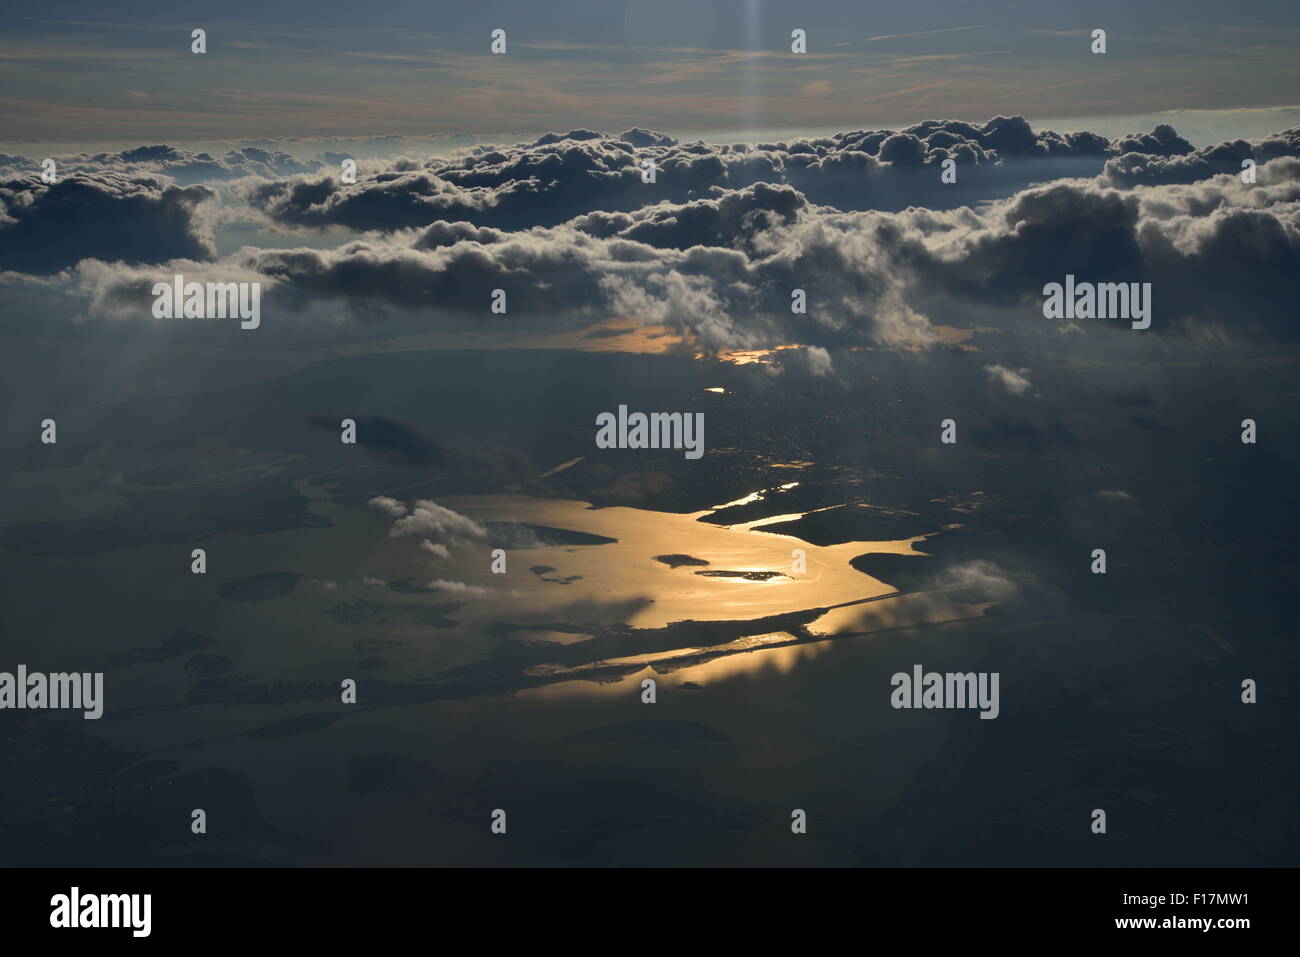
[
  {"xmin": 387, "ymin": 500, "xmax": 487, "ymax": 544},
  {"xmin": 570, "ymin": 181, "xmax": 806, "ymax": 252},
  {"xmin": 1097, "ymin": 489, "xmax": 1137, "ymax": 503},
  {"xmin": 0, "ymin": 172, "xmax": 215, "ymax": 274},
  {"xmin": 1112, "ymin": 123, "xmax": 1195, "ymax": 158},
  {"xmin": 0, "ymin": 145, "xmax": 324, "ymax": 187},
  {"xmin": 34, "ymin": 120, "xmax": 1300, "ymax": 351},
  {"xmin": 368, "ymin": 496, "xmax": 488, "ymax": 561},
  {"xmin": 367, "ymin": 496, "xmax": 409, "ymax": 518},
  {"xmin": 983, "ymin": 364, "xmax": 1032, "ymax": 395},
  {"xmin": 802, "ymin": 345, "xmax": 834, "ymax": 377},
  {"xmin": 890, "ymin": 158, "xmax": 1300, "ymax": 341},
  {"xmin": 1104, "ymin": 128, "xmax": 1300, "ymax": 187},
  {"xmin": 62, "ymin": 151, "xmax": 1300, "ymax": 351},
  {"xmin": 426, "ymin": 579, "xmax": 489, "ymax": 597},
  {"xmin": 936, "ymin": 560, "xmax": 1020, "ymax": 603},
  {"xmin": 419, "ymin": 541, "xmax": 451, "ymax": 559},
  {"xmin": 243, "ymin": 116, "xmax": 1139, "ymax": 235}
]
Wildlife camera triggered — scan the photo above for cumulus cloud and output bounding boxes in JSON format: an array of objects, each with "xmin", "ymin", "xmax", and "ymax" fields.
[
  {"xmin": 1104, "ymin": 127, "xmax": 1300, "ymax": 187},
  {"xmin": 1112, "ymin": 123, "xmax": 1195, "ymax": 158},
  {"xmin": 387, "ymin": 500, "xmax": 487, "ymax": 544},
  {"xmin": 802, "ymin": 345, "xmax": 834, "ymax": 377},
  {"xmin": 426, "ymin": 579, "xmax": 489, "ymax": 597},
  {"xmin": 22, "ymin": 118, "xmax": 1300, "ymax": 352},
  {"xmin": 984, "ymin": 364, "xmax": 1033, "ymax": 395},
  {"xmin": 0, "ymin": 145, "xmax": 323, "ymax": 186},
  {"xmin": 243, "ymin": 116, "xmax": 1140, "ymax": 234},
  {"xmin": 368, "ymin": 496, "xmax": 488, "ymax": 561},
  {"xmin": 367, "ymin": 496, "xmax": 409, "ymax": 518},
  {"xmin": 0, "ymin": 173, "xmax": 215, "ymax": 274},
  {"xmin": 62, "ymin": 151, "xmax": 1300, "ymax": 350},
  {"xmin": 570, "ymin": 181, "xmax": 806, "ymax": 252},
  {"xmin": 889, "ymin": 158, "xmax": 1300, "ymax": 341},
  {"xmin": 314, "ymin": 158, "xmax": 1300, "ymax": 342}
]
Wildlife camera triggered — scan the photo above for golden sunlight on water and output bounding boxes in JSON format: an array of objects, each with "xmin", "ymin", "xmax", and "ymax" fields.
[
  {"xmin": 294, "ymin": 476, "xmax": 991, "ymax": 695},
  {"xmin": 439, "ymin": 492, "xmax": 926, "ymax": 630},
  {"xmin": 522, "ymin": 630, "xmax": 808, "ymax": 677},
  {"xmin": 710, "ymin": 482, "xmax": 800, "ymax": 511},
  {"xmin": 517, "ymin": 632, "xmax": 832, "ymax": 700}
]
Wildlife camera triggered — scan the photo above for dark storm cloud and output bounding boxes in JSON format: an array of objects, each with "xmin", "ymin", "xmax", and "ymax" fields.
[
  {"xmin": 243, "ymin": 116, "xmax": 1147, "ymax": 234},
  {"xmin": 0, "ymin": 172, "xmax": 215, "ymax": 274}
]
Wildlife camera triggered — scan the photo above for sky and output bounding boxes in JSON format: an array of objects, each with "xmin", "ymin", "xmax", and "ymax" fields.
[{"xmin": 2, "ymin": 0, "xmax": 1300, "ymax": 146}]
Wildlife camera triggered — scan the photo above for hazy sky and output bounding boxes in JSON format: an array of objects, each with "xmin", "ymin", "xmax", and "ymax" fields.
[{"xmin": 3, "ymin": 0, "xmax": 1299, "ymax": 144}]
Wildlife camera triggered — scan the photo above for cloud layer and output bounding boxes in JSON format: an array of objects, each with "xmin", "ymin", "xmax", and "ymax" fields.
[{"xmin": 5, "ymin": 117, "xmax": 1300, "ymax": 350}]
